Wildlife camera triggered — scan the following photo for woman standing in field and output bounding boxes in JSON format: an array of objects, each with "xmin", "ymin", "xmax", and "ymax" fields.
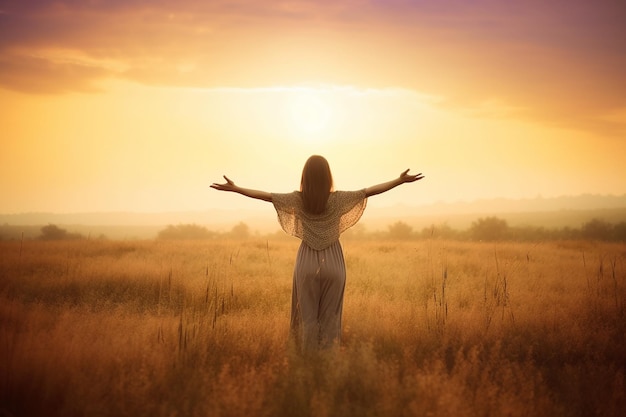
[{"xmin": 211, "ymin": 155, "xmax": 424, "ymax": 351}]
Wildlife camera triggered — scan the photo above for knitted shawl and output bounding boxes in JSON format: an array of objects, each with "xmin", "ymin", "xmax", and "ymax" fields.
[{"xmin": 271, "ymin": 190, "xmax": 367, "ymax": 250}]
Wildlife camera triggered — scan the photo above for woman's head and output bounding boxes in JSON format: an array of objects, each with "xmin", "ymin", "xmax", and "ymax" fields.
[{"xmin": 300, "ymin": 155, "xmax": 333, "ymax": 214}]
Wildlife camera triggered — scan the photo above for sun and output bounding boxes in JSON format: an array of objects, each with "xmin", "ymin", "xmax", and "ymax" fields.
[{"xmin": 288, "ymin": 91, "xmax": 332, "ymax": 136}]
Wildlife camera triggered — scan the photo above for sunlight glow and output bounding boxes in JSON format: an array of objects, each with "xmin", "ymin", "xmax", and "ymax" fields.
[
  {"xmin": 2, "ymin": 79, "xmax": 625, "ymax": 214},
  {"xmin": 288, "ymin": 91, "xmax": 332, "ymax": 137}
]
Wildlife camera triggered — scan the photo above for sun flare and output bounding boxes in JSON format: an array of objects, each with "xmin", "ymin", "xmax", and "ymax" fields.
[{"xmin": 288, "ymin": 91, "xmax": 332, "ymax": 136}]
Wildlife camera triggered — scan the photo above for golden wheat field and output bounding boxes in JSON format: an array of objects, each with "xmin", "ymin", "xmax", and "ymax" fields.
[{"xmin": 1, "ymin": 236, "xmax": 625, "ymax": 417}]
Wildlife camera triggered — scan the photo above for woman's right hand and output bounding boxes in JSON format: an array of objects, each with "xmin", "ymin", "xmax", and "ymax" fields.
[{"xmin": 210, "ymin": 175, "xmax": 238, "ymax": 192}]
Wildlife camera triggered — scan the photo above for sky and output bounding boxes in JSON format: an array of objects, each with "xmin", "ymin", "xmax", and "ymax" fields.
[{"xmin": 1, "ymin": 0, "xmax": 625, "ymax": 214}]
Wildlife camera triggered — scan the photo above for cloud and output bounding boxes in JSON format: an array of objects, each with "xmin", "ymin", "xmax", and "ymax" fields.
[
  {"xmin": 0, "ymin": 52, "xmax": 111, "ymax": 94},
  {"xmin": 1, "ymin": 0, "xmax": 625, "ymax": 136}
]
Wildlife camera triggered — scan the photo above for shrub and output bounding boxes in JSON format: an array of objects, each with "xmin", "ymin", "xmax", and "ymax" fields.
[
  {"xmin": 39, "ymin": 224, "xmax": 82, "ymax": 241},
  {"xmin": 157, "ymin": 224, "xmax": 217, "ymax": 240},
  {"xmin": 469, "ymin": 217, "xmax": 509, "ymax": 241}
]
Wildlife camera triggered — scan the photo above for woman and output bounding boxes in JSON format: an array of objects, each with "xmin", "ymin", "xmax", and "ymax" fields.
[{"xmin": 211, "ymin": 155, "xmax": 424, "ymax": 351}]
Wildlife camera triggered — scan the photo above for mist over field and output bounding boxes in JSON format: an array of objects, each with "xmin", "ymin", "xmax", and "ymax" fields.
[{"xmin": 2, "ymin": 194, "xmax": 626, "ymax": 240}]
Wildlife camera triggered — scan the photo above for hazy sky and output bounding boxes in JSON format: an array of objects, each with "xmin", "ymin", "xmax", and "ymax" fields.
[{"xmin": 1, "ymin": 0, "xmax": 625, "ymax": 213}]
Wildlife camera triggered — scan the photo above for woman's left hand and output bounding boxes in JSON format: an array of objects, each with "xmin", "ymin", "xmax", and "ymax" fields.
[{"xmin": 399, "ymin": 169, "xmax": 424, "ymax": 183}]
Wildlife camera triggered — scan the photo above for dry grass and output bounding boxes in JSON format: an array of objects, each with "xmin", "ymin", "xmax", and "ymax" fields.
[{"xmin": 1, "ymin": 238, "xmax": 625, "ymax": 417}]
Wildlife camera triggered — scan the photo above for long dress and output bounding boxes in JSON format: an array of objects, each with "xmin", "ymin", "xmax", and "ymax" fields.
[{"xmin": 271, "ymin": 190, "xmax": 367, "ymax": 351}]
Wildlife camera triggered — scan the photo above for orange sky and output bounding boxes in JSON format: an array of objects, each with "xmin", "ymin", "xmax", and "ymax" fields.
[{"xmin": 1, "ymin": 0, "xmax": 625, "ymax": 213}]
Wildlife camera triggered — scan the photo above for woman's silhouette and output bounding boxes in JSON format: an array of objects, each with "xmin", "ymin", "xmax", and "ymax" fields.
[{"xmin": 211, "ymin": 155, "xmax": 424, "ymax": 351}]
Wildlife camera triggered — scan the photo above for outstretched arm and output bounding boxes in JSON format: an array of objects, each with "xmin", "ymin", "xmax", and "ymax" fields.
[
  {"xmin": 365, "ymin": 169, "xmax": 424, "ymax": 197},
  {"xmin": 210, "ymin": 176, "xmax": 272, "ymax": 202}
]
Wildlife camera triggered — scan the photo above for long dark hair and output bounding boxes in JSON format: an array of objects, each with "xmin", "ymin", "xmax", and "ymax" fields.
[{"xmin": 300, "ymin": 155, "xmax": 334, "ymax": 215}]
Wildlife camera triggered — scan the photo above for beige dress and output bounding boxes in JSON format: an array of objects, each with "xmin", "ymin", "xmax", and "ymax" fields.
[{"xmin": 272, "ymin": 190, "xmax": 367, "ymax": 351}]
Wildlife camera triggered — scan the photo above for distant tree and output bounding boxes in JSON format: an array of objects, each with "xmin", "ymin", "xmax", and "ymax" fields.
[
  {"xmin": 229, "ymin": 222, "xmax": 250, "ymax": 239},
  {"xmin": 419, "ymin": 223, "xmax": 459, "ymax": 240},
  {"xmin": 157, "ymin": 224, "xmax": 216, "ymax": 240},
  {"xmin": 508, "ymin": 225, "xmax": 553, "ymax": 241},
  {"xmin": 613, "ymin": 222, "xmax": 626, "ymax": 242},
  {"xmin": 470, "ymin": 217, "xmax": 509, "ymax": 241},
  {"xmin": 556, "ymin": 226, "xmax": 580, "ymax": 240},
  {"xmin": 581, "ymin": 218, "xmax": 612, "ymax": 240},
  {"xmin": 388, "ymin": 221, "xmax": 413, "ymax": 239},
  {"xmin": 39, "ymin": 224, "xmax": 82, "ymax": 240}
]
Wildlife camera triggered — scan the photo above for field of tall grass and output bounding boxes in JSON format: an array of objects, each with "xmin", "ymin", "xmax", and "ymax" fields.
[{"xmin": 1, "ymin": 237, "xmax": 625, "ymax": 417}]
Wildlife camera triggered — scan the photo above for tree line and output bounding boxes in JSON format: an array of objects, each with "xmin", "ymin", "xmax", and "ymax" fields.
[
  {"xmin": 400, "ymin": 216, "xmax": 626, "ymax": 242},
  {"xmin": 157, "ymin": 217, "xmax": 626, "ymax": 242},
  {"xmin": 2, "ymin": 217, "xmax": 625, "ymax": 242}
]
